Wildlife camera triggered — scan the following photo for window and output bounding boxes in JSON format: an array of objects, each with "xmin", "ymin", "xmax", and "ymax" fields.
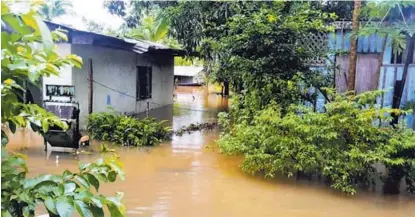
[{"xmin": 136, "ymin": 66, "xmax": 152, "ymax": 100}]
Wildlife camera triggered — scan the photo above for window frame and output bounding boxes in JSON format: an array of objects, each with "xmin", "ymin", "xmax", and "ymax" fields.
[{"xmin": 136, "ymin": 66, "xmax": 152, "ymax": 100}]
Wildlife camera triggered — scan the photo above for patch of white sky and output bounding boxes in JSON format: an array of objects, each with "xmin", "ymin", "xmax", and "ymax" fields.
[{"xmin": 52, "ymin": 0, "xmax": 124, "ymax": 31}]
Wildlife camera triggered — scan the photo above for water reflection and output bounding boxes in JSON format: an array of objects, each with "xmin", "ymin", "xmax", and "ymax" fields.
[{"xmin": 6, "ymin": 86, "xmax": 415, "ymax": 217}]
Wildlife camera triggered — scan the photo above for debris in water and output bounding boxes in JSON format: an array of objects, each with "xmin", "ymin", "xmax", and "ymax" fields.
[{"xmin": 174, "ymin": 122, "xmax": 218, "ymax": 136}]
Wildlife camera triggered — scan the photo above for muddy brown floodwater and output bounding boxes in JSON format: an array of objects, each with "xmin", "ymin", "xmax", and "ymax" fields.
[{"xmin": 7, "ymin": 86, "xmax": 415, "ymax": 217}]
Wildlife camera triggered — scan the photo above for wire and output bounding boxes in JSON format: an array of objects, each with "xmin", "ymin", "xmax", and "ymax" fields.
[
  {"xmin": 90, "ymin": 79, "xmax": 215, "ymax": 113},
  {"xmin": 91, "ymin": 79, "xmax": 138, "ymax": 100}
]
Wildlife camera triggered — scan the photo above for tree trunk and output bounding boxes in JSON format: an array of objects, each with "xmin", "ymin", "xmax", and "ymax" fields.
[
  {"xmin": 223, "ymin": 81, "xmax": 229, "ymax": 96},
  {"xmin": 347, "ymin": 0, "xmax": 361, "ymax": 92},
  {"xmin": 391, "ymin": 35, "xmax": 415, "ymax": 125}
]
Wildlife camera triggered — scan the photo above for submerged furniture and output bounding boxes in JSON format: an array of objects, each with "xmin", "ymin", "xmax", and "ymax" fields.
[
  {"xmin": 43, "ymin": 100, "xmax": 81, "ymax": 150},
  {"xmin": 43, "ymin": 84, "xmax": 81, "ymax": 151}
]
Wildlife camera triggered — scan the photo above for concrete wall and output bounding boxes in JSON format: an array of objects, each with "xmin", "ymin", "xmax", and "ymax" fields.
[
  {"xmin": 71, "ymin": 45, "xmax": 174, "ymax": 126},
  {"xmin": 43, "ymin": 43, "xmax": 73, "ymax": 101},
  {"xmin": 136, "ymin": 54, "xmax": 174, "ymax": 114}
]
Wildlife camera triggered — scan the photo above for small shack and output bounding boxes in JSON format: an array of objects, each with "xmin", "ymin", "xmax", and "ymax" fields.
[
  {"xmin": 174, "ymin": 66, "xmax": 204, "ymax": 86},
  {"xmin": 41, "ymin": 22, "xmax": 184, "ymax": 126}
]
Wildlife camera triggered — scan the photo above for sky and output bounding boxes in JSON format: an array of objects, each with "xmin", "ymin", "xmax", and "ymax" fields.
[{"xmin": 53, "ymin": 0, "xmax": 124, "ymax": 31}]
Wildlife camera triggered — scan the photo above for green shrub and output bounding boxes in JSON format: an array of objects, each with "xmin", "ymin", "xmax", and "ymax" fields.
[
  {"xmin": 86, "ymin": 111, "xmax": 171, "ymax": 147},
  {"xmin": 2, "ymin": 150, "xmax": 126, "ymax": 217},
  {"xmin": 1, "ymin": 2, "xmax": 126, "ymax": 216},
  {"xmin": 218, "ymin": 90, "xmax": 415, "ymax": 194}
]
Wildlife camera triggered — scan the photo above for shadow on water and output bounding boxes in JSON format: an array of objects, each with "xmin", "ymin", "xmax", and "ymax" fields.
[{"xmin": 6, "ymin": 86, "xmax": 415, "ymax": 217}]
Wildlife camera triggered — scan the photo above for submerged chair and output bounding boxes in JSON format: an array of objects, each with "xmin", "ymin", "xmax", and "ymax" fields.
[{"xmin": 43, "ymin": 101, "xmax": 81, "ymax": 151}]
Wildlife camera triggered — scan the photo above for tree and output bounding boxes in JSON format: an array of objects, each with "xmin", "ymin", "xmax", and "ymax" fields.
[
  {"xmin": 104, "ymin": 1, "xmax": 177, "ymax": 28},
  {"xmin": 120, "ymin": 8, "xmax": 182, "ymax": 50},
  {"xmin": 124, "ymin": 9, "xmax": 169, "ymax": 42},
  {"xmin": 166, "ymin": 1, "xmax": 336, "ymax": 112},
  {"xmin": 39, "ymin": 0, "xmax": 73, "ymax": 21},
  {"xmin": 1, "ymin": 2, "xmax": 126, "ymax": 216},
  {"xmin": 347, "ymin": 0, "xmax": 361, "ymax": 92}
]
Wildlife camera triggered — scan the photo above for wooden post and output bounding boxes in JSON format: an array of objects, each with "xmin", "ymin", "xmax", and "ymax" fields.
[
  {"xmin": 88, "ymin": 59, "xmax": 93, "ymax": 114},
  {"xmin": 146, "ymin": 102, "xmax": 150, "ymax": 117}
]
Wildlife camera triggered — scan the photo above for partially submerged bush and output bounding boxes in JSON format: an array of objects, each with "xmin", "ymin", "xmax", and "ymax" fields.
[
  {"xmin": 218, "ymin": 91, "xmax": 415, "ymax": 194},
  {"xmin": 86, "ymin": 112, "xmax": 171, "ymax": 147},
  {"xmin": 2, "ymin": 145, "xmax": 126, "ymax": 217}
]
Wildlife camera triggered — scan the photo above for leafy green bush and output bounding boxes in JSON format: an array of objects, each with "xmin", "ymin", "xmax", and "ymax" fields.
[
  {"xmin": 1, "ymin": 2, "xmax": 127, "ymax": 216},
  {"xmin": 218, "ymin": 90, "xmax": 415, "ymax": 194},
  {"xmin": 1, "ymin": 150, "xmax": 126, "ymax": 217},
  {"xmin": 86, "ymin": 111, "xmax": 171, "ymax": 147}
]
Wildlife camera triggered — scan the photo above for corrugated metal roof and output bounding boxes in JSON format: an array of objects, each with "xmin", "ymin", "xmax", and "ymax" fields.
[
  {"xmin": 174, "ymin": 66, "xmax": 203, "ymax": 77},
  {"xmin": 45, "ymin": 21, "xmax": 184, "ymax": 56}
]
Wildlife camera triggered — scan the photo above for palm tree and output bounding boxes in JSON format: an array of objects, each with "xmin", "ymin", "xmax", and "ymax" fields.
[
  {"xmin": 125, "ymin": 10, "xmax": 173, "ymax": 45},
  {"xmin": 128, "ymin": 12, "xmax": 168, "ymax": 41},
  {"xmin": 39, "ymin": 0, "xmax": 73, "ymax": 21}
]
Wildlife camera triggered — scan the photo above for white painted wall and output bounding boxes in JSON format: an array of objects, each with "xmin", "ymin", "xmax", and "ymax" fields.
[
  {"xmin": 70, "ymin": 44, "xmax": 174, "ymax": 126},
  {"xmin": 42, "ymin": 43, "xmax": 73, "ymax": 101}
]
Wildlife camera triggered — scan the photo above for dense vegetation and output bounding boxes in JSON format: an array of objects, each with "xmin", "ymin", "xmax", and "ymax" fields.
[
  {"xmin": 86, "ymin": 111, "xmax": 171, "ymax": 147},
  {"xmin": 158, "ymin": 1, "xmax": 415, "ymax": 194},
  {"xmin": 1, "ymin": 2, "xmax": 125, "ymax": 216},
  {"xmin": 218, "ymin": 91, "xmax": 415, "ymax": 194}
]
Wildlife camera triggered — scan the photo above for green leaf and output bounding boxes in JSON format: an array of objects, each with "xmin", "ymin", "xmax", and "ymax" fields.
[
  {"xmin": 1, "ymin": 2, "xmax": 9, "ymax": 15},
  {"xmin": 79, "ymin": 163, "xmax": 91, "ymax": 171},
  {"xmin": 33, "ymin": 180, "xmax": 58, "ymax": 195},
  {"xmin": 64, "ymin": 182, "xmax": 76, "ymax": 194},
  {"xmin": 74, "ymin": 190, "xmax": 93, "ymax": 201},
  {"xmin": 75, "ymin": 175, "xmax": 90, "ymax": 189},
  {"xmin": 90, "ymin": 197, "xmax": 103, "ymax": 208},
  {"xmin": 74, "ymin": 200, "xmax": 93, "ymax": 217},
  {"xmin": 89, "ymin": 205, "xmax": 104, "ymax": 217},
  {"xmin": 1, "ymin": 210, "xmax": 12, "ymax": 217},
  {"xmin": 53, "ymin": 29, "xmax": 69, "ymax": 42},
  {"xmin": 107, "ymin": 204, "xmax": 125, "ymax": 217},
  {"xmin": 83, "ymin": 173, "xmax": 99, "ymax": 191},
  {"xmin": 63, "ymin": 170, "xmax": 73, "ymax": 179},
  {"xmin": 2, "ymin": 130, "xmax": 9, "ymax": 147},
  {"xmin": 22, "ymin": 206, "xmax": 32, "ymax": 217},
  {"xmin": 107, "ymin": 171, "xmax": 117, "ymax": 182},
  {"xmin": 67, "ymin": 54, "xmax": 83, "ymax": 68},
  {"xmin": 105, "ymin": 197, "xmax": 125, "ymax": 217},
  {"xmin": 56, "ymin": 196, "xmax": 74, "ymax": 217},
  {"xmin": 2, "ymin": 14, "xmax": 31, "ymax": 34},
  {"xmin": 44, "ymin": 197, "xmax": 58, "ymax": 215},
  {"xmin": 1, "ymin": 32, "xmax": 10, "ymax": 48},
  {"xmin": 7, "ymin": 62, "xmax": 28, "ymax": 70},
  {"xmin": 109, "ymin": 162, "xmax": 125, "ymax": 180},
  {"xmin": 41, "ymin": 120, "xmax": 49, "ymax": 133},
  {"xmin": 33, "ymin": 15, "xmax": 53, "ymax": 52},
  {"xmin": 9, "ymin": 121, "xmax": 16, "ymax": 133}
]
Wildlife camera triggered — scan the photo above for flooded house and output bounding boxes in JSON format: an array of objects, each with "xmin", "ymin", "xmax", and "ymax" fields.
[
  {"xmin": 174, "ymin": 66, "xmax": 204, "ymax": 86},
  {"xmin": 36, "ymin": 22, "xmax": 184, "ymax": 126}
]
